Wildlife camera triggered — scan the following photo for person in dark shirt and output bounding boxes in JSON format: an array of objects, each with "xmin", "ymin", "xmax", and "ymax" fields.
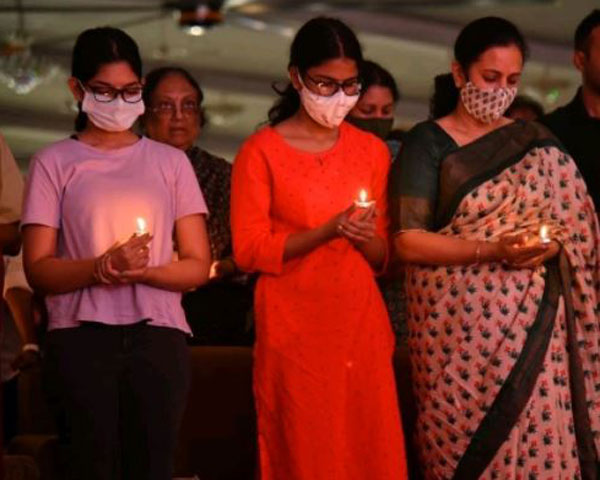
[
  {"xmin": 540, "ymin": 9, "xmax": 600, "ymax": 213},
  {"xmin": 142, "ymin": 67, "xmax": 254, "ymax": 345},
  {"xmin": 506, "ymin": 95, "xmax": 544, "ymax": 121}
]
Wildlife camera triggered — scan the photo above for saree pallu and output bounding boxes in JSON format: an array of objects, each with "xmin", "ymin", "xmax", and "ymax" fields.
[{"xmin": 394, "ymin": 121, "xmax": 600, "ymax": 479}]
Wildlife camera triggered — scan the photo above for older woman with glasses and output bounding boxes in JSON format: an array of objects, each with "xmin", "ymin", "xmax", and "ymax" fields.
[{"xmin": 142, "ymin": 67, "xmax": 254, "ymax": 345}]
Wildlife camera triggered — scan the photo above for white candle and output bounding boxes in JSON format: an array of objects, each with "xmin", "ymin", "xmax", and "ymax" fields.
[
  {"xmin": 539, "ymin": 224, "xmax": 551, "ymax": 244},
  {"xmin": 354, "ymin": 189, "xmax": 375, "ymax": 209},
  {"xmin": 136, "ymin": 217, "xmax": 148, "ymax": 236}
]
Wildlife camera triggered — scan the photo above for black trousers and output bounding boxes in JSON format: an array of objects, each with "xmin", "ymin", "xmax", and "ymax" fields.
[
  {"xmin": 43, "ymin": 322, "xmax": 190, "ymax": 480},
  {"xmin": 183, "ymin": 281, "xmax": 254, "ymax": 346}
]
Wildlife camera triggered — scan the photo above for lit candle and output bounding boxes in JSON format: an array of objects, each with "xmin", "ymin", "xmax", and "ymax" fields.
[
  {"xmin": 354, "ymin": 189, "xmax": 375, "ymax": 209},
  {"xmin": 135, "ymin": 217, "xmax": 148, "ymax": 236},
  {"xmin": 539, "ymin": 224, "xmax": 551, "ymax": 244}
]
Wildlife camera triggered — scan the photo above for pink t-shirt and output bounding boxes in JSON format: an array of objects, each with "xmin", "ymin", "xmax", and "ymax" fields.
[{"xmin": 22, "ymin": 136, "xmax": 207, "ymax": 333}]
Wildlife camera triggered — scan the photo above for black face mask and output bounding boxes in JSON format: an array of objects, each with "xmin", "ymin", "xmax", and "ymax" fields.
[{"xmin": 346, "ymin": 116, "xmax": 394, "ymax": 140}]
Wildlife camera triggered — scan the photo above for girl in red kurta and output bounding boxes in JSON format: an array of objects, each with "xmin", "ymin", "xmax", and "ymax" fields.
[{"xmin": 231, "ymin": 17, "xmax": 407, "ymax": 480}]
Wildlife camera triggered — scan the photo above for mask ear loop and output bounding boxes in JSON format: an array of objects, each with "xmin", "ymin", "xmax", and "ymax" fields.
[{"xmin": 76, "ymin": 79, "xmax": 88, "ymax": 96}]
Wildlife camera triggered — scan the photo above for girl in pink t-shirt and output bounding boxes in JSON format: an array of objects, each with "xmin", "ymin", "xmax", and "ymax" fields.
[{"xmin": 22, "ymin": 27, "xmax": 210, "ymax": 480}]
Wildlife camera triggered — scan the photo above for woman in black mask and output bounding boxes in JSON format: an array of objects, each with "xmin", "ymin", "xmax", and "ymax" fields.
[{"xmin": 346, "ymin": 60, "xmax": 400, "ymax": 151}]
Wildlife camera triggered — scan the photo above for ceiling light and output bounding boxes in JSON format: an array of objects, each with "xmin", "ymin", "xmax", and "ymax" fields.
[
  {"xmin": 0, "ymin": 34, "xmax": 59, "ymax": 94},
  {"xmin": 186, "ymin": 25, "xmax": 206, "ymax": 36}
]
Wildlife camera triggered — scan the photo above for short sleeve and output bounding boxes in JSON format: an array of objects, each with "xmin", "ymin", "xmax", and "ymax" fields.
[
  {"xmin": 174, "ymin": 151, "xmax": 208, "ymax": 220},
  {"xmin": 388, "ymin": 123, "xmax": 444, "ymax": 232},
  {"xmin": 230, "ymin": 137, "xmax": 289, "ymax": 275},
  {"xmin": 22, "ymin": 156, "xmax": 61, "ymax": 229},
  {"xmin": 0, "ymin": 134, "xmax": 24, "ymax": 224}
]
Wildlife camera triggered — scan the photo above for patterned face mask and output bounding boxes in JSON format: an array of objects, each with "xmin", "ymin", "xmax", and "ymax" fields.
[{"xmin": 460, "ymin": 81, "xmax": 517, "ymax": 124}]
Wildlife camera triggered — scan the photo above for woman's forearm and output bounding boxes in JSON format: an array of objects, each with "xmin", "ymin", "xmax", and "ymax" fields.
[
  {"xmin": 283, "ymin": 222, "xmax": 335, "ymax": 262},
  {"xmin": 394, "ymin": 231, "xmax": 499, "ymax": 265},
  {"xmin": 5, "ymin": 287, "xmax": 37, "ymax": 344},
  {"xmin": 143, "ymin": 258, "xmax": 210, "ymax": 292},
  {"xmin": 26, "ymin": 256, "xmax": 98, "ymax": 294},
  {"xmin": 356, "ymin": 235, "xmax": 387, "ymax": 270}
]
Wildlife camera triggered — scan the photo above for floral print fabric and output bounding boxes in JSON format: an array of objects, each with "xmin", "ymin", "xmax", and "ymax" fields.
[{"xmin": 404, "ymin": 144, "xmax": 600, "ymax": 479}]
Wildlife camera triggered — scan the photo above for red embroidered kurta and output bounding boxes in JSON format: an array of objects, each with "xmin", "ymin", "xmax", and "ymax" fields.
[{"xmin": 231, "ymin": 123, "xmax": 407, "ymax": 480}]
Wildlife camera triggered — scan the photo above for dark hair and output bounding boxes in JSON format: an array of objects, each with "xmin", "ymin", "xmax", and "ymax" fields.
[
  {"xmin": 360, "ymin": 60, "xmax": 400, "ymax": 102},
  {"xmin": 575, "ymin": 9, "xmax": 600, "ymax": 53},
  {"xmin": 430, "ymin": 17, "xmax": 528, "ymax": 119},
  {"xmin": 143, "ymin": 67, "xmax": 205, "ymax": 126},
  {"xmin": 268, "ymin": 17, "xmax": 363, "ymax": 125},
  {"xmin": 71, "ymin": 27, "xmax": 142, "ymax": 131},
  {"xmin": 505, "ymin": 95, "xmax": 544, "ymax": 119}
]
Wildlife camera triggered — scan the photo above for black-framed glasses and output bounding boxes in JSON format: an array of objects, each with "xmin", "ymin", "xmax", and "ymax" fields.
[
  {"xmin": 78, "ymin": 80, "xmax": 143, "ymax": 103},
  {"xmin": 302, "ymin": 72, "xmax": 361, "ymax": 97},
  {"xmin": 149, "ymin": 100, "xmax": 200, "ymax": 117}
]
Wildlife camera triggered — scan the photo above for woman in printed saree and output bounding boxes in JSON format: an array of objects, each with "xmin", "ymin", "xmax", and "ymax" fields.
[{"xmin": 390, "ymin": 17, "xmax": 600, "ymax": 480}]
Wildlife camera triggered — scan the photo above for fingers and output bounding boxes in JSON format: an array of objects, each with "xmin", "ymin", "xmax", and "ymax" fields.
[
  {"xmin": 338, "ymin": 227, "xmax": 373, "ymax": 243},
  {"xmin": 511, "ymin": 241, "xmax": 560, "ymax": 268},
  {"xmin": 110, "ymin": 242, "xmax": 151, "ymax": 272},
  {"xmin": 338, "ymin": 220, "xmax": 376, "ymax": 243},
  {"xmin": 117, "ymin": 267, "xmax": 148, "ymax": 283},
  {"xmin": 349, "ymin": 205, "xmax": 377, "ymax": 223},
  {"xmin": 507, "ymin": 243, "xmax": 550, "ymax": 262},
  {"xmin": 125, "ymin": 233, "xmax": 153, "ymax": 248},
  {"xmin": 102, "ymin": 254, "xmax": 125, "ymax": 283}
]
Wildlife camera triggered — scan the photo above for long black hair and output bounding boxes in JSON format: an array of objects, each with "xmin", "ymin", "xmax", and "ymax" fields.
[
  {"xmin": 71, "ymin": 27, "xmax": 142, "ymax": 131},
  {"xmin": 430, "ymin": 17, "xmax": 528, "ymax": 119},
  {"xmin": 268, "ymin": 17, "xmax": 363, "ymax": 126},
  {"xmin": 359, "ymin": 60, "xmax": 400, "ymax": 103}
]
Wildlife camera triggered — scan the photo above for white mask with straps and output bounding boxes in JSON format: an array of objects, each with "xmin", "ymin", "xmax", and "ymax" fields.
[
  {"xmin": 81, "ymin": 90, "xmax": 145, "ymax": 132},
  {"xmin": 297, "ymin": 75, "xmax": 359, "ymax": 129}
]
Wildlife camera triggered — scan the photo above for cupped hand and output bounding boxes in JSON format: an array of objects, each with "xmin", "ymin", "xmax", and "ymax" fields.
[
  {"xmin": 338, "ymin": 204, "xmax": 377, "ymax": 244},
  {"xmin": 95, "ymin": 234, "xmax": 152, "ymax": 285},
  {"xmin": 496, "ymin": 234, "xmax": 559, "ymax": 268},
  {"xmin": 109, "ymin": 233, "xmax": 152, "ymax": 272},
  {"xmin": 209, "ymin": 258, "xmax": 236, "ymax": 280}
]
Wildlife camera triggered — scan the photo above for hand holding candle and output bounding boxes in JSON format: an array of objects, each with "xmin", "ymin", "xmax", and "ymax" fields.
[
  {"xmin": 354, "ymin": 189, "xmax": 375, "ymax": 209},
  {"xmin": 335, "ymin": 189, "xmax": 377, "ymax": 243},
  {"xmin": 350, "ymin": 188, "xmax": 376, "ymax": 222}
]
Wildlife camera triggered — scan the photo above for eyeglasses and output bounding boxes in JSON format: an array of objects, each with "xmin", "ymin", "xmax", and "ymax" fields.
[
  {"xmin": 302, "ymin": 72, "xmax": 361, "ymax": 97},
  {"xmin": 149, "ymin": 100, "xmax": 200, "ymax": 117},
  {"xmin": 78, "ymin": 80, "xmax": 143, "ymax": 103}
]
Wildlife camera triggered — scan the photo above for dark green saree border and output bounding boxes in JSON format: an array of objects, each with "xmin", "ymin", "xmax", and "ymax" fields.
[
  {"xmin": 452, "ymin": 261, "xmax": 560, "ymax": 480},
  {"xmin": 558, "ymin": 253, "xmax": 599, "ymax": 480},
  {"xmin": 437, "ymin": 138, "xmax": 562, "ymax": 230}
]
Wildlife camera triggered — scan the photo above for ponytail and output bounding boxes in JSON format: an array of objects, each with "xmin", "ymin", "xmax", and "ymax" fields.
[
  {"xmin": 430, "ymin": 73, "xmax": 460, "ymax": 120},
  {"xmin": 268, "ymin": 82, "xmax": 300, "ymax": 126}
]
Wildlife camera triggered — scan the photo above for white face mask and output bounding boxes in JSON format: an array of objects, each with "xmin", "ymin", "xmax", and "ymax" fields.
[
  {"xmin": 460, "ymin": 81, "xmax": 517, "ymax": 124},
  {"xmin": 81, "ymin": 91, "xmax": 145, "ymax": 132},
  {"xmin": 298, "ymin": 76, "xmax": 359, "ymax": 129}
]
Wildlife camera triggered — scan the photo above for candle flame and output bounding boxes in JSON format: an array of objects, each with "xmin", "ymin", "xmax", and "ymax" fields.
[
  {"xmin": 539, "ymin": 224, "xmax": 550, "ymax": 242},
  {"xmin": 359, "ymin": 189, "xmax": 367, "ymax": 203},
  {"xmin": 136, "ymin": 217, "xmax": 147, "ymax": 235}
]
